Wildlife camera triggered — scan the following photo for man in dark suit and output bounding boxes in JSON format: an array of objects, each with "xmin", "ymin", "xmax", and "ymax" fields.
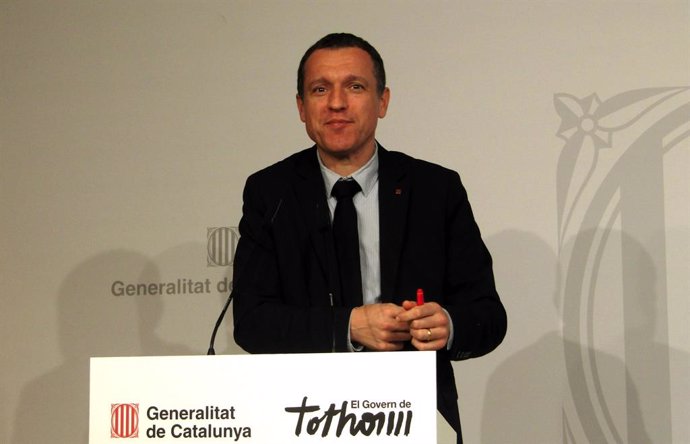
[{"xmin": 231, "ymin": 33, "xmax": 507, "ymax": 443}]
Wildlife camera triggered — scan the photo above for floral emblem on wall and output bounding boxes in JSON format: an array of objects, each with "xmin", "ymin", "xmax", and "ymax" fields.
[{"xmin": 554, "ymin": 87, "xmax": 689, "ymax": 443}]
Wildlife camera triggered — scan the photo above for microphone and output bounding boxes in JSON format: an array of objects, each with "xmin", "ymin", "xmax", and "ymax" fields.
[{"xmin": 207, "ymin": 198, "xmax": 283, "ymax": 356}]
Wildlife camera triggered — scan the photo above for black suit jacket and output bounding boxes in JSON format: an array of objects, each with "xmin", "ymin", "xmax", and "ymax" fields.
[{"xmin": 232, "ymin": 145, "xmax": 507, "ymax": 443}]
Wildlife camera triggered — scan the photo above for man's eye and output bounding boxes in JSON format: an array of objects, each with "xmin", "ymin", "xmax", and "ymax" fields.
[
  {"xmin": 350, "ymin": 84, "xmax": 364, "ymax": 91},
  {"xmin": 312, "ymin": 86, "xmax": 326, "ymax": 94}
]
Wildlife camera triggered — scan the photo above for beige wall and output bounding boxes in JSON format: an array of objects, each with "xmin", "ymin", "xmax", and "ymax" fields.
[{"xmin": 2, "ymin": 1, "xmax": 688, "ymax": 443}]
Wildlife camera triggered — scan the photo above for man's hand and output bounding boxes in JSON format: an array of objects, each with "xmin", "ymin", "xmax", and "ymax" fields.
[
  {"xmin": 350, "ymin": 304, "xmax": 412, "ymax": 351},
  {"xmin": 397, "ymin": 301, "xmax": 450, "ymax": 351}
]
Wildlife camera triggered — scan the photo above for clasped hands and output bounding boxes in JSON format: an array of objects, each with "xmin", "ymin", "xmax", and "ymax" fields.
[{"xmin": 350, "ymin": 301, "xmax": 450, "ymax": 351}]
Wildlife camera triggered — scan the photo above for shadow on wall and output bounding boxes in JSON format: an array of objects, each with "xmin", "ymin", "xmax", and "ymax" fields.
[
  {"xmin": 13, "ymin": 250, "xmax": 149, "ymax": 444},
  {"xmin": 481, "ymin": 229, "xmax": 688, "ymax": 443},
  {"xmin": 11, "ymin": 245, "xmax": 211, "ymax": 444},
  {"xmin": 480, "ymin": 230, "xmax": 567, "ymax": 443}
]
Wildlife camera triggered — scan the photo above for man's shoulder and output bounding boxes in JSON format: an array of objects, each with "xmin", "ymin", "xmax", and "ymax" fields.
[
  {"xmin": 246, "ymin": 146, "xmax": 316, "ymax": 183},
  {"xmin": 381, "ymin": 147, "xmax": 459, "ymax": 179}
]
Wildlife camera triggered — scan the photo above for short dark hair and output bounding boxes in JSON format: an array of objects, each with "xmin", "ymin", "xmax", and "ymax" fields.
[{"xmin": 296, "ymin": 33, "xmax": 386, "ymax": 98}]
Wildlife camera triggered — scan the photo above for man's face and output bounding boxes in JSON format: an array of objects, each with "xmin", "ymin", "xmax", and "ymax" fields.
[{"xmin": 297, "ymin": 47, "xmax": 390, "ymax": 163}]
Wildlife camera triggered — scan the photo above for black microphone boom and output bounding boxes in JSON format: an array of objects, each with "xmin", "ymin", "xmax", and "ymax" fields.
[{"xmin": 207, "ymin": 292, "xmax": 233, "ymax": 355}]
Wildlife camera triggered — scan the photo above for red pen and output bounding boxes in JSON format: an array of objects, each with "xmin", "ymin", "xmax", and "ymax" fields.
[{"xmin": 416, "ymin": 288, "xmax": 425, "ymax": 306}]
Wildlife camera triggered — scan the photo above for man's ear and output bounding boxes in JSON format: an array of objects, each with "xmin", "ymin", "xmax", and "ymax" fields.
[
  {"xmin": 378, "ymin": 87, "xmax": 391, "ymax": 119},
  {"xmin": 296, "ymin": 94, "xmax": 306, "ymax": 123}
]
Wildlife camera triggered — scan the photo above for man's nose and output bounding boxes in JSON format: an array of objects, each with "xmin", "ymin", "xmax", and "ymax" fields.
[{"xmin": 328, "ymin": 88, "xmax": 346, "ymax": 110}]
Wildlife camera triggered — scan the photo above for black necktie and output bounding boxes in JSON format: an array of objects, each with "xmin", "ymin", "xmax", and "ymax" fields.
[{"xmin": 331, "ymin": 179, "xmax": 363, "ymax": 307}]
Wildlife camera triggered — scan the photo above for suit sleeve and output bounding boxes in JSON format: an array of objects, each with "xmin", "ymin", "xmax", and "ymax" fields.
[{"xmin": 443, "ymin": 171, "xmax": 507, "ymax": 361}]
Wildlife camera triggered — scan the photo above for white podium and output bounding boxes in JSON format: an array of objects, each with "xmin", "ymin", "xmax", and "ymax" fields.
[{"xmin": 90, "ymin": 351, "xmax": 436, "ymax": 443}]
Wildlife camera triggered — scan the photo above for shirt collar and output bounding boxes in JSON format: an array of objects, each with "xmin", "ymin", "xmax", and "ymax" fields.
[{"xmin": 317, "ymin": 143, "xmax": 379, "ymax": 198}]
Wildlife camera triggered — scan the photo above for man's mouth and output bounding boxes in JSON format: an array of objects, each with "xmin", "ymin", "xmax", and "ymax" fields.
[{"xmin": 326, "ymin": 119, "xmax": 352, "ymax": 129}]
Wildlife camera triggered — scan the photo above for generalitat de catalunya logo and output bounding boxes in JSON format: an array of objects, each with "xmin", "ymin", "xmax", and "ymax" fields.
[
  {"xmin": 207, "ymin": 227, "xmax": 240, "ymax": 267},
  {"xmin": 111, "ymin": 403, "xmax": 139, "ymax": 438}
]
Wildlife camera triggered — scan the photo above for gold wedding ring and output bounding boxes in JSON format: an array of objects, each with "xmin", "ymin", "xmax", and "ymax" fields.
[{"xmin": 426, "ymin": 328, "xmax": 432, "ymax": 341}]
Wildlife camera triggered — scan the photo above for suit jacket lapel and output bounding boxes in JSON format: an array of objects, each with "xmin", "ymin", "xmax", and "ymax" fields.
[
  {"xmin": 292, "ymin": 147, "xmax": 339, "ymax": 298},
  {"xmin": 378, "ymin": 146, "xmax": 410, "ymax": 301}
]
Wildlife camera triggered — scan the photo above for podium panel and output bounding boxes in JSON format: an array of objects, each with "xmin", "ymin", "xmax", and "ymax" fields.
[{"xmin": 90, "ymin": 351, "xmax": 436, "ymax": 443}]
